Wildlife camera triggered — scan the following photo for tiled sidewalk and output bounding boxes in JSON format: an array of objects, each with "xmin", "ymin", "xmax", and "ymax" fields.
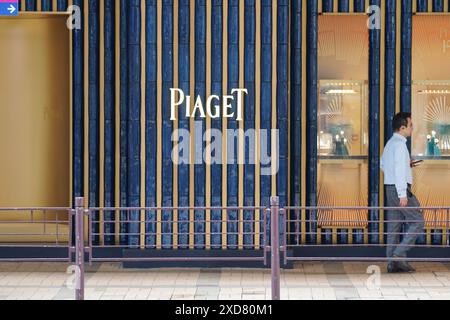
[{"xmin": 0, "ymin": 262, "xmax": 450, "ymax": 300}]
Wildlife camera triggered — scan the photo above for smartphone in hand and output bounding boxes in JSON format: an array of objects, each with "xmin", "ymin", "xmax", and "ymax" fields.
[{"xmin": 410, "ymin": 160, "xmax": 423, "ymax": 168}]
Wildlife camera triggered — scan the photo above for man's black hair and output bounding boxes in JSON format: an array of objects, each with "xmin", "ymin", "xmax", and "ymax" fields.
[{"xmin": 392, "ymin": 112, "xmax": 411, "ymax": 132}]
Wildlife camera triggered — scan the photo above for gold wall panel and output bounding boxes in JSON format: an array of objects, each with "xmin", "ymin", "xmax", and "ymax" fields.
[{"xmin": 0, "ymin": 15, "xmax": 71, "ymax": 221}]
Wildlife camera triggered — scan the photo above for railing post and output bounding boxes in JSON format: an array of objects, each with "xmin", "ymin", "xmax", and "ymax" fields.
[
  {"xmin": 270, "ymin": 196, "xmax": 281, "ymax": 300},
  {"xmin": 75, "ymin": 197, "xmax": 85, "ymax": 300}
]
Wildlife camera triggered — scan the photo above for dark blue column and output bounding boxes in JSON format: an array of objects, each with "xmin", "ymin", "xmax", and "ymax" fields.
[
  {"xmin": 119, "ymin": 0, "xmax": 129, "ymax": 246},
  {"xmin": 401, "ymin": 0, "xmax": 412, "ymax": 114},
  {"xmin": 162, "ymin": 0, "xmax": 174, "ymax": 249},
  {"xmin": 227, "ymin": 0, "xmax": 239, "ymax": 249},
  {"xmin": 103, "ymin": 0, "xmax": 116, "ymax": 245},
  {"xmin": 88, "ymin": 0, "xmax": 100, "ymax": 245},
  {"xmin": 290, "ymin": 0, "xmax": 302, "ymax": 246},
  {"xmin": 260, "ymin": 0, "xmax": 272, "ymax": 247},
  {"xmin": 433, "ymin": 0, "xmax": 444, "ymax": 11},
  {"xmin": 72, "ymin": 0, "xmax": 84, "ymax": 207},
  {"xmin": 322, "ymin": 0, "xmax": 334, "ymax": 12},
  {"xmin": 41, "ymin": 0, "xmax": 52, "ymax": 11},
  {"xmin": 57, "ymin": 0, "xmax": 68, "ymax": 11},
  {"xmin": 244, "ymin": 0, "xmax": 256, "ymax": 249},
  {"xmin": 306, "ymin": 0, "xmax": 318, "ymax": 244},
  {"xmin": 127, "ymin": 0, "xmax": 141, "ymax": 247},
  {"xmin": 417, "ymin": 0, "xmax": 428, "ymax": 11},
  {"xmin": 177, "ymin": 0, "xmax": 190, "ymax": 249},
  {"xmin": 211, "ymin": 0, "xmax": 223, "ymax": 249},
  {"xmin": 195, "ymin": 0, "xmax": 206, "ymax": 249},
  {"xmin": 277, "ymin": 0, "xmax": 289, "ymax": 249},
  {"xmin": 385, "ymin": 0, "xmax": 399, "ymax": 246},
  {"xmin": 354, "ymin": 0, "xmax": 366, "ymax": 12},
  {"xmin": 368, "ymin": 0, "xmax": 381, "ymax": 245},
  {"xmin": 145, "ymin": 0, "xmax": 157, "ymax": 248},
  {"xmin": 385, "ymin": 0, "xmax": 397, "ymax": 144},
  {"xmin": 25, "ymin": 0, "xmax": 36, "ymax": 11},
  {"xmin": 338, "ymin": 0, "xmax": 349, "ymax": 12}
]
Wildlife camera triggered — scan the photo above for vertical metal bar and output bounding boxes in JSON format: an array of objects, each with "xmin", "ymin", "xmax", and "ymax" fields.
[
  {"xmin": 75, "ymin": 197, "xmax": 85, "ymax": 301},
  {"xmin": 295, "ymin": 208, "xmax": 299, "ymax": 245},
  {"xmin": 281, "ymin": 209, "xmax": 287, "ymax": 266},
  {"xmin": 445, "ymin": 209, "xmax": 450, "ymax": 245},
  {"xmin": 263, "ymin": 208, "xmax": 268, "ymax": 266},
  {"xmin": 270, "ymin": 196, "xmax": 280, "ymax": 300},
  {"xmin": 43, "ymin": 209, "xmax": 47, "ymax": 234},
  {"xmin": 56, "ymin": 211, "xmax": 59, "ymax": 245},
  {"xmin": 68, "ymin": 209, "xmax": 74, "ymax": 263},
  {"xmin": 88, "ymin": 209, "xmax": 93, "ymax": 265}
]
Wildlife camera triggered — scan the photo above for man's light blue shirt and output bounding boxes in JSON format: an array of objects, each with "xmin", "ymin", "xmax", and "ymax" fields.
[{"xmin": 380, "ymin": 133, "xmax": 413, "ymax": 199}]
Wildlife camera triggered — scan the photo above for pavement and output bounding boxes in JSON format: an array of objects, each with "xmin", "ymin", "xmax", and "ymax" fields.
[{"xmin": 1, "ymin": 261, "xmax": 450, "ymax": 300}]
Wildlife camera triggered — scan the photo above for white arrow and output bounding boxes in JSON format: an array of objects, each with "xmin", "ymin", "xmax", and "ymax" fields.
[{"xmin": 7, "ymin": 5, "xmax": 16, "ymax": 14}]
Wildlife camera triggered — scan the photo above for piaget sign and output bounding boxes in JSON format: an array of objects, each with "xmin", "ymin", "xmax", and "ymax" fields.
[
  {"xmin": 169, "ymin": 88, "xmax": 279, "ymax": 176},
  {"xmin": 170, "ymin": 88, "xmax": 247, "ymax": 121}
]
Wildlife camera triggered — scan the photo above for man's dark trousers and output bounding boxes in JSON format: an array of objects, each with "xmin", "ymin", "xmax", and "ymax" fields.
[{"xmin": 385, "ymin": 185, "xmax": 425, "ymax": 259}]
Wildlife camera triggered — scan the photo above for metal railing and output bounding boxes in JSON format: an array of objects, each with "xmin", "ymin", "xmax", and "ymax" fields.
[
  {"xmin": 1, "ymin": 198, "xmax": 450, "ymax": 300},
  {"xmin": 0, "ymin": 207, "xmax": 72, "ymax": 262}
]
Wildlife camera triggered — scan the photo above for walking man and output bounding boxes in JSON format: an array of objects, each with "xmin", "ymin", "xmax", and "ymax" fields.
[{"xmin": 381, "ymin": 112, "xmax": 425, "ymax": 273}]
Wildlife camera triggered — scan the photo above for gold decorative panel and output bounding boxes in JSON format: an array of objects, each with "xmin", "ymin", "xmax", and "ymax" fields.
[{"xmin": 0, "ymin": 14, "xmax": 71, "ymax": 241}]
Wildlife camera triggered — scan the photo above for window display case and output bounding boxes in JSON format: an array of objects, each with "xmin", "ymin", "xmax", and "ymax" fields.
[
  {"xmin": 411, "ymin": 81, "xmax": 450, "ymax": 232},
  {"xmin": 315, "ymin": 14, "xmax": 370, "ymax": 243},
  {"xmin": 318, "ymin": 80, "xmax": 369, "ymax": 158},
  {"xmin": 412, "ymin": 81, "xmax": 450, "ymax": 158},
  {"xmin": 316, "ymin": 80, "xmax": 369, "ymax": 236},
  {"xmin": 411, "ymin": 15, "xmax": 450, "ymax": 240}
]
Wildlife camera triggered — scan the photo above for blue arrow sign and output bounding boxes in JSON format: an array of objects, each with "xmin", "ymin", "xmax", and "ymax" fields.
[{"xmin": 0, "ymin": 2, "xmax": 18, "ymax": 16}]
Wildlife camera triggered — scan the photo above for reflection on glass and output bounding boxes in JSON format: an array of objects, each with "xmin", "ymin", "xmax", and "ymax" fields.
[
  {"xmin": 318, "ymin": 80, "xmax": 369, "ymax": 158},
  {"xmin": 412, "ymin": 81, "xmax": 450, "ymax": 158}
]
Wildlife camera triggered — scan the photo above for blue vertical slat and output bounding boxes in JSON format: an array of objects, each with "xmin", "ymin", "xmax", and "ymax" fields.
[
  {"xmin": 73, "ymin": 0, "xmax": 84, "ymax": 206},
  {"xmin": 195, "ymin": 0, "xmax": 206, "ymax": 249},
  {"xmin": 322, "ymin": 0, "xmax": 334, "ymax": 12},
  {"xmin": 417, "ymin": 0, "xmax": 428, "ymax": 11},
  {"xmin": 177, "ymin": 0, "xmax": 190, "ymax": 249},
  {"xmin": 57, "ymin": 0, "xmax": 68, "ymax": 11},
  {"xmin": 368, "ymin": 0, "xmax": 381, "ymax": 245},
  {"xmin": 277, "ymin": 0, "xmax": 289, "ymax": 249},
  {"xmin": 354, "ymin": 0, "xmax": 366, "ymax": 12},
  {"xmin": 385, "ymin": 0, "xmax": 397, "ymax": 144},
  {"xmin": 227, "ymin": 0, "xmax": 239, "ymax": 249},
  {"xmin": 88, "ymin": 0, "xmax": 100, "ymax": 245},
  {"xmin": 260, "ymin": 0, "xmax": 272, "ymax": 247},
  {"xmin": 401, "ymin": 1, "xmax": 412, "ymax": 112},
  {"xmin": 306, "ymin": 0, "xmax": 318, "ymax": 244},
  {"xmin": 127, "ymin": 0, "xmax": 141, "ymax": 247},
  {"xmin": 103, "ymin": 0, "xmax": 116, "ymax": 245},
  {"xmin": 384, "ymin": 0, "xmax": 399, "ymax": 246},
  {"xmin": 433, "ymin": 0, "xmax": 444, "ymax": 11},
  {"xmin": 145, "ymin": 0, "xmax": 157, "ymax": 248},
  {"xmin": 41, "ymin": 0, "xmax": 52, "ymax": 11},
  {"xmin": 119, "ymin": 0, "xmax": 129, "ymax": 245},
  {"xmin": 25, "ymin": 0, "xmax": 36, "ymax": 11},
  {"xmin": 243, "ymin": 0, "xmax": 256, "ymax": 249},
  {"xmin": 338, "ymin": 0, "xmax": 350, "ymax": 12},
  {"xmin": 290, "ymin": 0, "xmax": 302, "ymax": 245},
  {"xmin": 211, "ymin": 0, "xmax": 223, "ymax": 249},
  {"xmin": 162, "ymin": 0, "xmax": 174, "ymax": 249}
]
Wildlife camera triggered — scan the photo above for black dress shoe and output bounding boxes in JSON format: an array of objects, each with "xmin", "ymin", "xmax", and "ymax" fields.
[
  {"xmin": 392, "ymin": 255, "xmax": 416, "ymax": 273},
  {"xmin": 387, "ymin": 264, "xmax": 401, "ymax": 273}
]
